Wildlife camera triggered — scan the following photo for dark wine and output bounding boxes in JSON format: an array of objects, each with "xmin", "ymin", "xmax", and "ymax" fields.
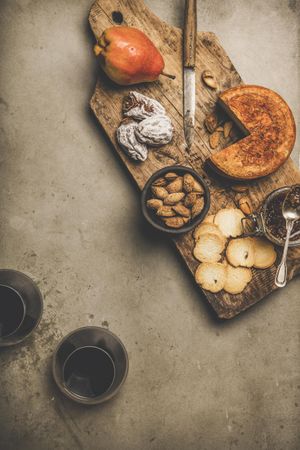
[
  {"xmin": 63, "ymin": 346, "xmax": 115, "ymax": 398},
  {"xmin": 0, "ymin": 284, "xmax": 25, "ymax": 338}
]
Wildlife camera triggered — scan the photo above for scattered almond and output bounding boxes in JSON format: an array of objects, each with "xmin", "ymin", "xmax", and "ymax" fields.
[
  {"xmin": 231, "ymin": 184, "xmax": 248, "ymax": 193},
  {"xmin": 204, "ymin": 113, "xmax": 218, "ymax": 133},
  {"xmin": 238, "ymin": 197, "xmax": 253, "ymax": 215},
  {"xmin": 216, "ymin": 126, "xmax": 223, "ymax": 132},
  {"xmin": 209, "ymin": 131, "xmax": 220, "ymax": 149},
  {"xmin": 223, "ymin": 121, "xmax": 233, "ymax": 138},
  {"xmin": 202, "ymin": 70, "xmax": 218, "ymax": 89}
]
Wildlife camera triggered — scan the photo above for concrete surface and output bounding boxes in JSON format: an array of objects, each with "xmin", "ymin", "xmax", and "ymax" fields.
[{"xmin": 0, "ymin": 1, "xmax": 299, "ymax": 449}]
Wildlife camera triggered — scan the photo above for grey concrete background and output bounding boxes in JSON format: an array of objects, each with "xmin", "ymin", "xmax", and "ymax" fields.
[{"xmin": 0, "ymin": 1, "xmax": 299, "ymax": 449}]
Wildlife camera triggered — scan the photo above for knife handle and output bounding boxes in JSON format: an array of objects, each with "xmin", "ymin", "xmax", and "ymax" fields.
[{"xmin": 183, "ymin": 0, "xmax": 197, "ymax": 68}]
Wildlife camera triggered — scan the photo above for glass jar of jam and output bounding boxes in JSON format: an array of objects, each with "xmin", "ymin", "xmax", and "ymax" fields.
[{"xmin": 242, "ymin": 186, "xmax": 300, "ymax": 247}]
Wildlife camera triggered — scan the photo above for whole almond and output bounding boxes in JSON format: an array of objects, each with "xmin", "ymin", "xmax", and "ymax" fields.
[
  {"xmin": 202, "ymin": 70, "xmax": 218, "ymax": 89},
  {"xmin": 183, "ymin": 174, "xmax": 196, "ymax": 193},
  {"xmin": 238, "ymin": 197, "xmax": 252, "ymax": 215},
  {"xmin": 164, "ymin": 172, "xmax": 178, "ymax": 181},
  {"xmin": 146, "ymin": 199, "xmax": 163, "ymax": 211},
  {"xmin": 231, "ymin": 184, "xmax": 248, "ymax": 193},
  {"xmin": 192, "ymin": 197, "xmax": 205, "ymax": 218},
  {"xmin": 216, "ymin": 126, "xmax": 223, "ymax": 132},
  {"xmin": 164, "ymin": 192, "xmax": 185, "ymax": 205},
  {"xmin": 193, "ymin": 181, "xmax": 204, "ymax": 193},
  {"xmin": 163, "ymin": 216, "xmax": 187, "ymax": 229},
  {"xmin": 172, "ymin": 203, "xmax": 191, "ymax": 218},
  {"xmin": 209, "ymin": 131, "xmax": 220, "ymax": 149},
  {"xmin": 156, "ymin": 206, "xmax": 176, "ymax": 217},
  {"xmin": 151, "ymin": 186, "xmax": 168, "ymax": 199},
  {"xmin": 223, "ymin": 121, "xmax": 233, "ymax": 138},
  {"xmin": 152, "ymin": 177, "xmax": 167, "ymax": 187},
  {"xmin": 204, "ymin": 112, "xmax": 218, "ymax": 133},
  {"xmin": 166, "ymin": 177, "xmax": 183, "ymax": 193}
]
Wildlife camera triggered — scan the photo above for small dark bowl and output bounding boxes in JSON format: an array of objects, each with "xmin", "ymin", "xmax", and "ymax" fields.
[
  {"xmin": 0, "ymin": 269, "xmax": 43, "ymax": 347},
  {"xmin": 141, "ymin": 165, "xmax": 211, "ymax": 234},
  {"xmin": 52, "ymin": 326, "xmax": 129, "ymax": 405}
]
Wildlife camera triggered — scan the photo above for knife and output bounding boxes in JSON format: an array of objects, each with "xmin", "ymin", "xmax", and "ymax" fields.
[{"xmin": 183, "ymin": 0, "xmax": 197, "ymax": 152}]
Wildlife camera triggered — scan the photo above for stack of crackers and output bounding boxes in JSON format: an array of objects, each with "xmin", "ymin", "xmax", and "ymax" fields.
[{"xmin": 193, "ymin": 208, "xmax": 277, "ymax": 294}]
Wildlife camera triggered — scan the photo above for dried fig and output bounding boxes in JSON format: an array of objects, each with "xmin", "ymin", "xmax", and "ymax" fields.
[
  {"xmin": 135, "ymin": 115, "xmax": 173, "ymax": 146},
  {"xmin": 166, "ymin": 177, "xmax": 183, "ymax": 193},
  {"xmin": 146, "ymin": 199, "xmax": 163, "ymax": 211},
  {"xmin": 117, "ymin": 119, "xmax": 148, "ymax": 161},
  {"xmin": 123, "ymin": 91, "xmax": 166, "ymax": 120},
  {"xmin": 151, "ymin": 186, "xmax": 168, "ymax": 199},
  {"xmin": 164, "ymin": 192, "xmax": 185, "ymax": 205}
]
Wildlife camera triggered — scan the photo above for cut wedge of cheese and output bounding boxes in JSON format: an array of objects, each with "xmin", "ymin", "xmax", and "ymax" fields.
[{"xmin": 209, "ymin": 85, "xmax": 296, "ymax": 180}]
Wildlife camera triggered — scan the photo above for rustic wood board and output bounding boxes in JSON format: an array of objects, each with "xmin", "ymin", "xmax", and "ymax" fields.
[{"xmin": 89, "ymin": 0, "xmax": 300, "ymax": 319}]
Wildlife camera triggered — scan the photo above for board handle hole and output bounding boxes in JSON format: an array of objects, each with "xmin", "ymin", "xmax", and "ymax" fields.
[{"xmin": 112, "ymin": 11, "xmax": 123, "ymax": 24}]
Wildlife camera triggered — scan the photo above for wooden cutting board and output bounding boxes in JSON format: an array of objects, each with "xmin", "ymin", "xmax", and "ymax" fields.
[{"xmin": 89, "ymin": 0, "xmax": 300, "ymax": 318}]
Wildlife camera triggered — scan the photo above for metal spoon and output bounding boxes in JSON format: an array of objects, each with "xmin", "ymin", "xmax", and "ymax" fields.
[{"xmin": 275, "ymin": 185, "xmax": 300, "ymax": 287}]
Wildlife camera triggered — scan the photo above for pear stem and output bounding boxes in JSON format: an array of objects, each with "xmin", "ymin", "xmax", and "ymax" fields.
[
  {"xmin": 94, "ymin": 44, "xmax": 102, "ymax": 56},
  {"xmin": 161, "ymin": 71, "xmax": 176, "ymax": 80}
]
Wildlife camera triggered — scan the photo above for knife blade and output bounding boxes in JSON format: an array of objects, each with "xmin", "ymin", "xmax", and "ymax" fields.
[{"xmin": 183, "ymin": 0, "xmax": 197, "ymax": 152}]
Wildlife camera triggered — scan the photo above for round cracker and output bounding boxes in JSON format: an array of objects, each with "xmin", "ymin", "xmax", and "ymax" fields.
[
  {"xmin": 195, "ymin": 262, "xmax": 226, "ymax": 293},
  {"xmin": 193, "ymin": 222, "xmax": 226, "ymax": 243},
  {"xmin": 250, "ymin": 237, "xmax": 277, "ymax": 269},
  {"xmin": 193, "ymin": 233, "xmax": 225, "ymax": 263},
  {"xmin": 224, "ymin": 265, "xmax": 252, "ymax": 294},
  {"xmin": 226, "ymin": 237, "xmax": 255, "ymax": 267},
  {"xmin": 214, "ymin": 208, "xmax": 245, "ymax": 238}
]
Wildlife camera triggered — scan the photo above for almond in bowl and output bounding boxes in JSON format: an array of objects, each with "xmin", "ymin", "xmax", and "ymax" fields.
[{"xmin": 141, "ymin": 166, "xmax": 210, "ymax": 234}]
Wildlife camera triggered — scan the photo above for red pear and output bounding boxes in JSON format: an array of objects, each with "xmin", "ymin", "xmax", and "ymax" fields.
[{"xmin": 93, "ymin": 26, "xmax": 174, "ymax": 85}]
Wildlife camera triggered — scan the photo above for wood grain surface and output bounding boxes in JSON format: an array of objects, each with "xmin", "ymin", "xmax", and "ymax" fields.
[
  {"xmin": 183, "ymin": 0, "xmax": 197, "ymax": 68},
  {"xmin": 89, "ymin": 0, "xmax": 300, "ymax": 318}
]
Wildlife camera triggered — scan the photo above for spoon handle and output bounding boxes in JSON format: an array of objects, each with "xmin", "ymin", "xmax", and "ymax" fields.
[{"xmin": 275, "ymin": 220, "xmax": 294, "ymax": 288}]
